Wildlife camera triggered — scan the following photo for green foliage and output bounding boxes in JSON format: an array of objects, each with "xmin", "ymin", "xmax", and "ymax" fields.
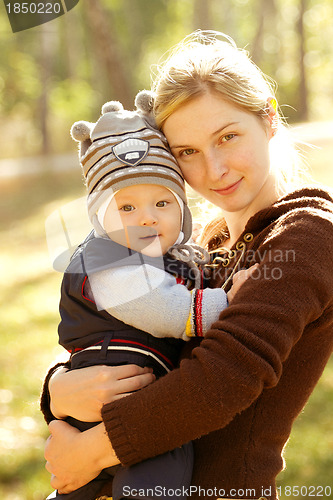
[
  {"xmin": 0, "ymin": 170, "xmax": 85, "ymax": 500},
  {"xmin": 49, "ymin": 80, "xmax": 100, "ymax": 122},
  {"xmin": 1, "ymin": 0, "xmax": 333, "ymax": 158}
]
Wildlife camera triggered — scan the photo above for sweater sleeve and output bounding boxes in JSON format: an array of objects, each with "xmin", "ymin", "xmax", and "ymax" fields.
[
  {"xmin": 40, "ymin": 361, "xmax": 70, "ymax": 424},
  {"xmin": 101, "ymin": 209, "xmax": 333, "ymax": 466},
  {"xmin": 88, "ymin": 264, "xmax": 228, "ymax": 340}
]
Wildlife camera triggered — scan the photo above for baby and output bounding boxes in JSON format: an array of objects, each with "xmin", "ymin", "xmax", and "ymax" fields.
[{"xmin": 45, "ymin": 94, "xmax": 255, "ymax": 500}]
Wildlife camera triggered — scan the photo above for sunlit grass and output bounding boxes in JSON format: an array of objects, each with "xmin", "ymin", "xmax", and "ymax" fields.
[
  {"xmin": 277, "ymin": 361, "xmax": 333, "ymax": 499},
  {"xmin": 0, "ymin": 170, "xmax": 83, "ymax": 500},
  {"xmin": 0, "ymin": 134, "xmax": 332, "ymax": 499}
]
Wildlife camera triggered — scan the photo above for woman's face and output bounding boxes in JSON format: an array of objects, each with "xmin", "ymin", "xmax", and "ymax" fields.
[{"xmin": 163, "ymin": 92, "xmax": 276, "ymax": 218}]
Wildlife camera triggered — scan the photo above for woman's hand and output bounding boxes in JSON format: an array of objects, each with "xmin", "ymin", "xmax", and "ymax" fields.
[
  {"xmin": 45, "ymin": 420, "xmax": 119, "ymax": 494},
  {"xmin": 227, "ymin": 264, "xmax": 260, "ymax": 303},
  {"xmin": 49, "ymin": 364, "xmax": 156, "ymax": 421}
]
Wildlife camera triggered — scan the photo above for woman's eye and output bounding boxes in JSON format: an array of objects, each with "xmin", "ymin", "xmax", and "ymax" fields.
[
  {"xmin": 221, "ymin": 133, "xmax": 236, "ymax": 143},
  {"xmin": 180, "ymin": 148, "xmax": 196, "ymax": 157},
  {"xmin": 156, "ymin": 200, "xmax": 168, "ymax": 207},
  {"xmin": 120, "ymin": 204, "xmax": 135, "ymax": 212}
]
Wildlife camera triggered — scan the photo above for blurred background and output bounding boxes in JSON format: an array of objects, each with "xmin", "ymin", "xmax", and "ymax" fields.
[{"xmin": 0, "ymin": 1, "xmax": 332, "ymax": 499}]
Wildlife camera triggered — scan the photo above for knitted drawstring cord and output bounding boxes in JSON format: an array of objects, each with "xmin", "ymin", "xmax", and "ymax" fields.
[{"xmin": 167, "ymin": 243, "xmax": 210, "ymax": 289}]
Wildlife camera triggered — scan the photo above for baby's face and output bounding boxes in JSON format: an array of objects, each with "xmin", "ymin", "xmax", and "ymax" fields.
[{"xmin": 103, "ymin": 184, "xmax": 182, "ymax": 257}]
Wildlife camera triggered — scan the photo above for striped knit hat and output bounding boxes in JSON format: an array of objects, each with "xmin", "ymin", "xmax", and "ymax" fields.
[{"xmin": 71, "ymin": 94, "xmax": 192, "ymax": 244}]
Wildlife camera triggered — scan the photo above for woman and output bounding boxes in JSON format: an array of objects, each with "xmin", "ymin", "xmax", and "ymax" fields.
[{"xmin": 43, "ymin": 32, "xmax": 333, "ymax": 500}]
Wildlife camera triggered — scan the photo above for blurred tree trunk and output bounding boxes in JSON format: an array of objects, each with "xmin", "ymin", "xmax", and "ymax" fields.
[
  {"xmin": 85, "ymin": 0, "xmax": 132, "ymax": 107},
  {"xmin": 39, "ymin": 24, "xmax": 54, "ymax": 155},
  {"xmin": 297, "ymin": 0, "xmax": 309, "ymax": 121},
  {"xmin": 193, "ymin": 0, "xmax": 212, "ymax": 30},
  {"xmin": 252, "ymin": 0, "xmax": 277, "ymax": 66},
  {"xmin": 61, "ymin": 8, "xmax": 81, "ymax": 79},
  {"xmin": 222, "ymin": 0, "xmax": 236, "ymax": 39},
  {"xmin": 122, "ymin": 0, "xmax": 144, "ymax": 46},
  {"xmin": 251, "ymin": 0, "xmax": 266, "ymax": 63}
]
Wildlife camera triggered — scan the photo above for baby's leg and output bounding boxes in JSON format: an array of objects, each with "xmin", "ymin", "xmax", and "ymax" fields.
[{"xmin": 112, "ymin": 442, "xmax": 194, "ymax": 500}]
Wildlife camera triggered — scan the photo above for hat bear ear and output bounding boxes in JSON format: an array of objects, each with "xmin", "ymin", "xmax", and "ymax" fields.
[
  {"xmin": 70, "ymin": 121, "xmax": 93, "ymax": 142},
  {"xmin": 135, "ymin": 90, "xmax": 155, "ymax": 113},
  {"xmin": 102, "ymin": 101, "xmax": 124, "ymax": 115}
]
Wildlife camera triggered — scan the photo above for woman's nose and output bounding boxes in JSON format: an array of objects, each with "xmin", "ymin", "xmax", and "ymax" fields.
[{"xmin": 205, "ymin": 151, "xmax": 228, "ymax": 182}]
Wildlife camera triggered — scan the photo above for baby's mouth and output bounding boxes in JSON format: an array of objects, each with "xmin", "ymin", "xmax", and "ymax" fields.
[
  {"xmin": 140, "ymin": 234, "xmax": 159, "ymax": 240},
  {"xmin": 136, "ymin": 227, "xmax": 159, "ymax": 240}
]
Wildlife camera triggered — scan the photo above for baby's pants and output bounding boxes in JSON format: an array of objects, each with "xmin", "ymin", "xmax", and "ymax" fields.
[{"xmin": 47, "ymin": 339, "xmax": 192, "ymax": 500}]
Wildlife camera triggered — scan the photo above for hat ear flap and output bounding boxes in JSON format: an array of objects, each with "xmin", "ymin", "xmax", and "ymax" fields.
[
  {"xmin": 135, "ymin": 90, "xmax": 157, "ymax": 128},
  {"xmin": 70, "ymin": 121, "xmax": 93, "ymax": 157}
]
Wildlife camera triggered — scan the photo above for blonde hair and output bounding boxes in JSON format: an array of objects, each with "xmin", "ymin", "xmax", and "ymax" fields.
[
  {"xmin": 152, "ymin": 30, "xmax": 306, "ymax": 249},
  {"xmin": 153, "ymin": 32, "xmax": 276, "ymax": 126}
]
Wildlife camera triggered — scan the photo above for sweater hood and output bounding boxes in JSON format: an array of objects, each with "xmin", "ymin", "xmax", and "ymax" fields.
[{"xmin": 243, "ymin": 186, "xmax": 333, "ymax": 236}]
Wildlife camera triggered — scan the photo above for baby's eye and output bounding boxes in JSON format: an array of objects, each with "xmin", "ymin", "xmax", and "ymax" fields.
[
  {"xmin": 156, "ymin": 200, "xmax": 168, "ymax": 208},
  {"xmin": 120, "ymin": 204, "xmax": 135, "ymax": 212}
]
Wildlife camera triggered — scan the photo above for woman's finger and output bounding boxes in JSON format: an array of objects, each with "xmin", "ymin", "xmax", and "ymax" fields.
[
  {"xmin": 115, "ymin": 370, "xmax": 156, "ymax": 395},
  {"xmin": 113, "ymin": 364, "xmax": 154, "ymax": 380}
]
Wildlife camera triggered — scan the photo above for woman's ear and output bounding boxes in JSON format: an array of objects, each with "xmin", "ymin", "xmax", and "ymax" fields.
[{"xmin": 265, "ymin": 97, "xmax": 278, "ymax": 138}]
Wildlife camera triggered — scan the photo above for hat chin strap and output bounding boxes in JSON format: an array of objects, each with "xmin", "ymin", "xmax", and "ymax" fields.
[
  {"xmin": 167, "ymin": 191, "xmax": 187, "ymax": 245},
  {"xmin": 91, "ymin": 213, "xmax": 109, "ymax": 238},
  {"xmin": 174, "ymin": 231, "xmax": 185, "ymax": 245},
  {"xmin": 96, "ymin": 191, "xmax": 119, "ymax": 230}
]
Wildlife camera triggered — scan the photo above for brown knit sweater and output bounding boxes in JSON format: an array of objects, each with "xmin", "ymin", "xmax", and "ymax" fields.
[{"xmin": 42, "ymin": 187, "xmax": 333, "ymax": 500}]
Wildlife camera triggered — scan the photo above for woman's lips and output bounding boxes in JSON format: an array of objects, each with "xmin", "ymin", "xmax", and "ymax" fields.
[{"xmin": 212, "ymin": 178, "xmax": 242, "ymax": 196}]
